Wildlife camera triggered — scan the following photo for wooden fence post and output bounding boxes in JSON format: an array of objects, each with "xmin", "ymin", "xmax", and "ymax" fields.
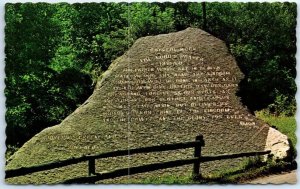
[
  {"xmin": 193, "ymin": 135, "xmax": 204, "ymax": 180},
  {"xmin": 88, "ymin": 159, "xmax": 95, "ymax": 176}
]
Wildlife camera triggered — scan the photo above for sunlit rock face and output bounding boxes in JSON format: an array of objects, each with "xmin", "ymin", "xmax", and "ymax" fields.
[{"xmin": 265, "ymin": 127, "xmax": 290, "ymax": 160}]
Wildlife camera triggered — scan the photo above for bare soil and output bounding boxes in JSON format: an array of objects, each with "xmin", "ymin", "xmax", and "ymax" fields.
[{"xmin": 246, "ymin": 170, "xmax": 297, "ymax": 184}]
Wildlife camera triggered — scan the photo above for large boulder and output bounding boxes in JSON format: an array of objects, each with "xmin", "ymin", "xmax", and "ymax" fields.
[{"xmin": 6, "ymin": 28, "xmax": 288, "ymax": 184}]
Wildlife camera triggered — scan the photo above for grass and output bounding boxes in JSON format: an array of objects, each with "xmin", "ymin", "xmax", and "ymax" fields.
[{"xmin": 121, "ymin": 175, "xmax": 196, "ymax": 184}]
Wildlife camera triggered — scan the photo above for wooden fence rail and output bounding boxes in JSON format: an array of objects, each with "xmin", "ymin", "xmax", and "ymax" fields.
[
  {"xmin": 5, "ymin": 136, "xmax": 204, "ymax": 179},
  {"xmin": 201, "ymin": 151, "xmax": 271, "ymax": 162},
  {"xmin": 63, "ymin": 150, "xmax": 271, "ymax": 184},
  {"xmin": 63, "ymin": 157, "xmax": 199, "ymax": 184},
  {"xmin": 5, "ymin": 134, "xmax": 271, "ymax": 184}
]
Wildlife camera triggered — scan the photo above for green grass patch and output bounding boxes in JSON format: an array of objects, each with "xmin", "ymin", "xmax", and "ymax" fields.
[{"xmin": 121, "ymin": 175, "xmax": 197, "ymax": 184}]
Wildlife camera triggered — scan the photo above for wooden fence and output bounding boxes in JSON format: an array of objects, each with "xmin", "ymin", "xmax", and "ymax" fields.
[{"xmin": 5, "ymin": 135, "xmax": 271, "ymax": 184}]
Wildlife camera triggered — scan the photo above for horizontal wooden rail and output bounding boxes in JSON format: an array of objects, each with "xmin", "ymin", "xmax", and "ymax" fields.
[
  {"xmin": 63, "ymin": 157, "xmax": 199, "ymax": 184},
  {"xmin": 62, "ymin": 150, "xmax": 271, "ymax": 184},
  {"xmin": 201, "ymin": 150, "xmax": 271, "ymax": 162},
  {"xmin": 5, "ymin": 140, "xmax": 202, "ymax": 179}
]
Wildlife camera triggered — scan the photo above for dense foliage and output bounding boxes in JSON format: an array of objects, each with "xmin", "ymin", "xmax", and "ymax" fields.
[{"xmin": 5, "ymin": 2, "xmax": 296, "ymax": 147}]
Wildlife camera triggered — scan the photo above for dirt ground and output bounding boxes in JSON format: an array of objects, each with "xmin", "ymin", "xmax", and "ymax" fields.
[{"xmin": 246, "ymin": 170, "xmax": 297, "ymax": 184}]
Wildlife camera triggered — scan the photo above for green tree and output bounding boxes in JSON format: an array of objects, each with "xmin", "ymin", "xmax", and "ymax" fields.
[
  {"xmin": 205, "ymin": 2, "xmax": 296, "ymax": 115},
  {"xmin": 5, "ymin": 3, "xmax": 93, "ymax": 146}
]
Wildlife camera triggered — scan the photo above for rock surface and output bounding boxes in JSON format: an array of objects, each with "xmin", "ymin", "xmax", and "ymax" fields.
[
  {"xmin": 265, "ymin": 127, "xmax": 290, "ymax": 159},
  {"xmin": 6, "ymin": 28, "xmax": 281, "ymax": 184}
]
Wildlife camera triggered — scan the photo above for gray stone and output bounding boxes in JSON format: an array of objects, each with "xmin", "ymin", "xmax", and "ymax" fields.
[{"xmin": 264, "ymin": 127, "xmax": 290, "ymax": 160}]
